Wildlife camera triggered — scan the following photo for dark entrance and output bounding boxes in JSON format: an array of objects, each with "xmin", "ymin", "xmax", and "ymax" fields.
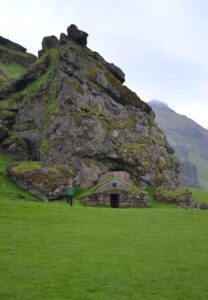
[{"xmin": 110, "ymin": 194, "xmax": 120, "ymax": 208}]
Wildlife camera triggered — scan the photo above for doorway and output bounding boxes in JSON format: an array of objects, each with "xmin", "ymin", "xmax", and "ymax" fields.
[{"xmin": 110, "ymin": 194, "xmax": 120, "ymax": 208}]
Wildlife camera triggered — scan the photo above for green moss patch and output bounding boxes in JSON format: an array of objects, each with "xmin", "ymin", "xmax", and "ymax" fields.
[
  {"xmin": 2, "ymin": 134, "xmax": 27, "ymax": 150},
  {"xmin": 41, "ymin": 140, "xmax": 52, "ymax": 155},
  {"xmin": 12, "ymin": 161, "xmax": 42, "ymax": 173},
  {"xmin": 0, "ymin": 62, "xmax": 25, "ymax": 81}
]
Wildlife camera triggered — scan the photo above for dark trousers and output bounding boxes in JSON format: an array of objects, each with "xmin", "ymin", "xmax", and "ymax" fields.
[{"xmin": 67, "ymin": 196, "xmax": 73, "ymax": 206}]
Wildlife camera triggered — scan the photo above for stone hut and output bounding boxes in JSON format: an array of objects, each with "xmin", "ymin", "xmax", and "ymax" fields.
[{"xmin": 85, "ymin": 172, "xmax": 150, "ymax": 208}]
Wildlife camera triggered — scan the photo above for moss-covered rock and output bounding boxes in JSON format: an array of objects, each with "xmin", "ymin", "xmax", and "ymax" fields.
[
  {"xmin": 8, "ymin": 161, "xmax": 74, "ymax": 200},
  {"xmin": 156, "ymin": 188, "xmax": 194, "ymax": 208}
]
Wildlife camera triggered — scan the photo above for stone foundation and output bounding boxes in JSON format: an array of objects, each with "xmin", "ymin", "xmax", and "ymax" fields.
[{"xmin": 85, "ymin": 190, "xmax": 149, "ymax": 208}]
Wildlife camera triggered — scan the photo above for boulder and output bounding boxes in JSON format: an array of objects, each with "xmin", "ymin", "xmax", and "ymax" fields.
[
  {"xmin": 108, "ymin": 63, "xmax": 125, "ymax": 84},
  {"xmin": 67, "ymin": 24, "xmax": 88, "ymax": 46},
  {"xmin": 42, "ymin": 35, "xmax": 60, "ymax": 52},
  {"xmin": 60, "ymin": 33, "xmax": 69, "ymax": 45},
  {"xmin": 8, "ymin": 161, "xmax": 74, "ymax": 200},
  {"xmin": 197, "ymin": 203, "xmax": 208, "ymax": 210},
  {"xmin": 156, "ymin": 188, "xmax": 194, "ymax": 208}
]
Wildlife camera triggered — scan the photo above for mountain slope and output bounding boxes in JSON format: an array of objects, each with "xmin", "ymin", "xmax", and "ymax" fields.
[
  {"xmin": 0, "ymin": 25, "xmax": 181, "ymax": 193},
  {"xmin": 0, "ymin": 36, "xmax": 36, "ymax": 88},
  {"xmin": 149, "ymin": 100, "xmax": 208, "ymax": 189}
]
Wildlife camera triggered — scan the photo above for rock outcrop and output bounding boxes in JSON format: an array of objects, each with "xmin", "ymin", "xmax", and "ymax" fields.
[
  {"xmin": 8, "ymin": 161, "xmax": 73, "ymax": 200},
  {"xmin": 0, "ymin": 36, "xmax": 36, "ymax": 88},
  {"xmin": 156, "ymin": 188, "xmax": 194, "ymax": 208},
  {"xmin": 42, "ymin": 36, "xmax": 60, "ymax": 52},
  {"xmin": 67, "ymin": 24, "xmax": 88, "ymax": 46},
  {"xmin": 0, "ymin": 25, "xmax": 182, "ymax": 199},
  {"xmin": 0, "ymin": 36, "xmax": 27, "ymax": 53}
]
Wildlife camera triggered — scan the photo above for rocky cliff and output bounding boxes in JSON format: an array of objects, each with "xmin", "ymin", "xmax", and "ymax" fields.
[
  {"xmin": 0, "ymin": 36, "xmax": 36, "ymax": 88},
  {"xmin": 0, "ymin": 25, "xmax": 181, "ymax": 196}
]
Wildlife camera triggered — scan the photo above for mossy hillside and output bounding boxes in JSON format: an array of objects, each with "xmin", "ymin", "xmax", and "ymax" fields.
[
  {"xmin": 0, "ymin": 109, "xmax": 16, "ymax": 123},
  {"xmin": 0, "ymin": 124, "xmax": 8, "ymax": 137},
  {"xmin": 77, "ymin": 105, "xmax": 135, "ymax": 132},
  {"xmin": 10, "ymin": 49, "xmax": 59, "ymax": 104},
  {"xmin": 0, "ymin": 44, "xmax": 31, "ymax": 59},
  {"xmin": 0, "ymin": 44, "xmax": 36, "ymax": 89},
  {"xmin": 1, "ymin": 49, "xmax": 60, "ymax": 151},
  {"xmin": 0, "ymin": 62, "xmax": 25, "ymax": 81},
  {"xmin": 0, "ymin": 98, "xmax": 15, "ymax": 110},
  {"xmin": 40, "ymin": 140, "xmax": 52, "ymax": 155},
  {"xmin": 2, "ymin": 133, "xmax": 27, "ymax": 151},
  {"xmin": 0, "ymin": 98, "xmax": 17, "ymax": 128}
]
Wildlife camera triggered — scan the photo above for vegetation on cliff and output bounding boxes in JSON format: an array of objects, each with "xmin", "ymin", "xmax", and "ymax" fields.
[
  {"xmin": 0, "ymin": 37, "xmax": 36, "ymax": 88},
  {"xmin": 0, "ymin": 25, "xmax": 182, "ymax": 197}
]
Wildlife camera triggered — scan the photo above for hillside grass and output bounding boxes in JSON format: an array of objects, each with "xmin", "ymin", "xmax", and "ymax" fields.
[
  {"xmin": 0, "ymin": 62, "xmax": 25, "ymax": 80},
  {"xmin": 0, "ymin": 155, "xmax": 208, "ymax": 299}
]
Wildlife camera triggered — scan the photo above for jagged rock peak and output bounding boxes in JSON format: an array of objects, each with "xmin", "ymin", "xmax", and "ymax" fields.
[
  {"xmin": 39, "ymin": 24, "xmax": 88, "ymax": 57},
  {"xmin": 67, "ymin": 24, "xmax": 88, "ymax": 46},
  {"xmin": 0, "ymin": 36, "xmax": 27, "ymax": 53},
  {"xmin": 42, "ymin": 35, "xmax": 60, "ymax": 51}
]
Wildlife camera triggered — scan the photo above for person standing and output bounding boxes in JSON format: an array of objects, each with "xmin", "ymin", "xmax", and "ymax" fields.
[{"xmin": 65, "ymin": 186, "xmax": 75, "ymax": 206}]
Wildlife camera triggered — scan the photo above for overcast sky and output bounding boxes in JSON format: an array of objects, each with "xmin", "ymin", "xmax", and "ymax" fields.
[{"xmin": 1, "ymin": 0, "xmax": 208, "ymax": 128}]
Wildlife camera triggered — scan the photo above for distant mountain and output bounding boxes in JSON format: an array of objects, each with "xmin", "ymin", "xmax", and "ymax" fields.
[
  {"xmin": 149, "ymin": 100, "xmax": 208, "ymax": 189},
  {"xmin": 0, "ymin": 36, "xmax": 36, "ymax": 88}
]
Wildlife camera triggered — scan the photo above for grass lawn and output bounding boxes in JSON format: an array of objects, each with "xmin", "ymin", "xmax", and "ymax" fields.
[{"xmin": 0, "ymin": 155, "xmax": 208, "ymax": 299}]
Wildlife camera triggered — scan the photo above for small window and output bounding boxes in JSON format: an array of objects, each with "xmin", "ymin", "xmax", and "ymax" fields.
[{"xmin": 113, "ymin": 182, "xmax": 117, "ymax": 187}]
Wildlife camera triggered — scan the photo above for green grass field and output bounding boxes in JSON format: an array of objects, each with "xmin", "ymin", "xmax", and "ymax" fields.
[
  {"xmin": 190, "ymin": 188, "xmax": 208, "ymax": 204},
  {"xmin": 0, "ymin": 155, "xmax": 208, "ymax": 299}
]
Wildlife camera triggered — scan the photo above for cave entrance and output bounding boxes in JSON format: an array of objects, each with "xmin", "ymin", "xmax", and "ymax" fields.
[{"xmin": 110, "ymin": 194, "xmax": 120, "ymax": 208}]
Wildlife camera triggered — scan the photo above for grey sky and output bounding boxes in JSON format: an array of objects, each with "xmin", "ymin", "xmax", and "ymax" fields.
[{"xmin": 1, "ymin": 0, "xmax": 208, "ymax": 128}]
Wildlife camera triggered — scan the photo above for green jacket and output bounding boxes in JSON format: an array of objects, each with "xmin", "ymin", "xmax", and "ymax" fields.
[{"xmin": 65, "ymin": 188, "xmax": 75, "ymax": 197}]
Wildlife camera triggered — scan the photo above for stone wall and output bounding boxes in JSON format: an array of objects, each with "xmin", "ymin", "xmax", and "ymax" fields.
[{"xmin": 85, "ymin": 190, "xmax": 149, "ymax": 208}]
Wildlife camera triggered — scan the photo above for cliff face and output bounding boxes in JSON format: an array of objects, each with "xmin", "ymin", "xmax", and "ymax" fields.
[
  {"xmin": 0, "ymin": 36, "xmax": 36, "ymax": 88},
  {"xmin": 0, "ymin": 25, "xmax": 181, "ymax": 190},
  {"xmin": 149, "ymin": 100, "xmax": 208, "ymax": 189}
]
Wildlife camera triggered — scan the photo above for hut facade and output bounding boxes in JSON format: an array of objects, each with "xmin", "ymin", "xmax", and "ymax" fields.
[{"xmin": 85, "ymin": 172, "xmax": 149, "ymax": 208}]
